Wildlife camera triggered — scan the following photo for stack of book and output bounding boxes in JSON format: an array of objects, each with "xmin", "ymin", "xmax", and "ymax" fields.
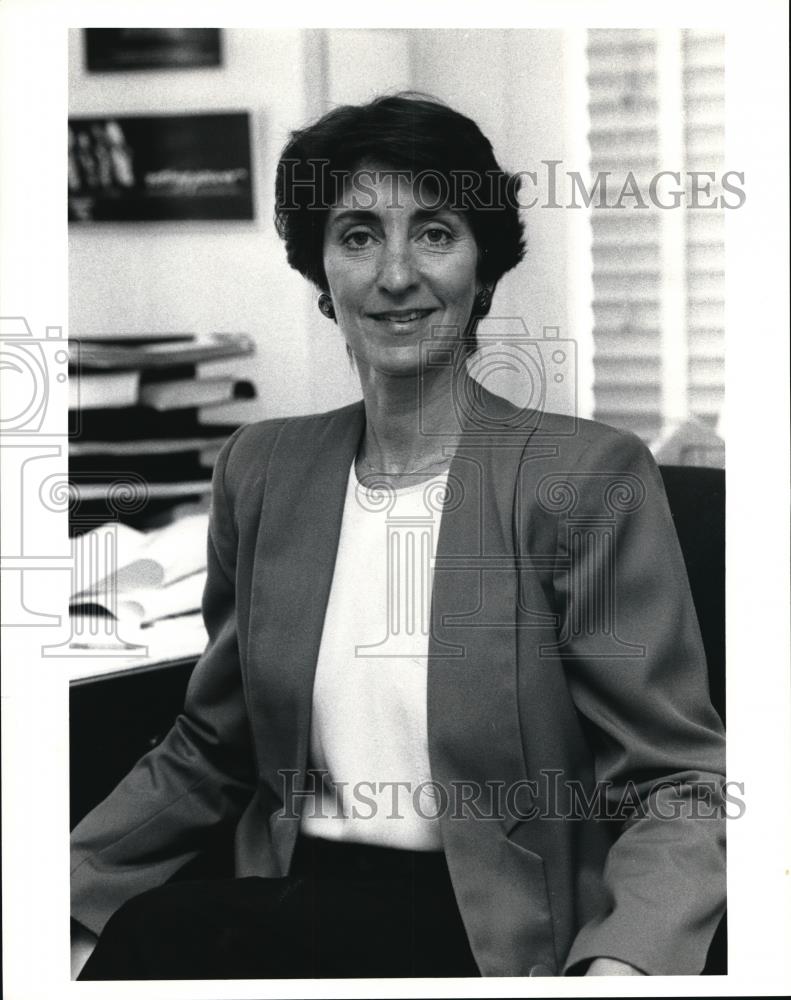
[{"xmin": 69, "ymin": 332, "xmax": 256, "ymax": 533}]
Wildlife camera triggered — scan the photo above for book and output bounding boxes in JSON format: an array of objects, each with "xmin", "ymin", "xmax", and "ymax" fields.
[
  {"xmin": 70, "ymin": 434, "xmax": 238, "ymax": 457},
  {"xmin": 70, "ymin": 332, "xmax": 254, "ymax": 371},
  {"xmin": 69, "ymin": 480, "xmax": 212, "ymax": 502},
  {"xmin": 69, "ymin": 511, "xmax": 211, "ymax": 662},
  {"xmin": 70, "ymin": 513, "xmax": 209, "ymax": 596},
  {"xmin": 122, "ymin": 571, "xmax": 206, "ymax": 625},
  {"xmin": 74, "ymin": 570, "xmax": 207, "ymax": 627},
  {"xmin": 69, "ymin": 370, "xmax": 140, "ymax": 410},
  {"xmin": 139, "ymin": 376, "xmax": 255, "ymax": 411},
  {"xmin": 67, "ymin": 333, "xmax": 255, "ymax": 537}
]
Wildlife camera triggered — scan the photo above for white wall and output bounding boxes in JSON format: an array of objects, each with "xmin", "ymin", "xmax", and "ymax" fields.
[
  {"xmin": 410, "ymin": 29, "xmax": 589, "ymax": 415},
  {"xmin": 69, "ymin": 28, "xmax": 580, "ymax": 419},
  {"xmin": 68, "ymin": 28, "xmax": 335, "ymax": 420},
  {"xmin": 411, "ymin": 30, "xmax": 571, "ymax": 334}
]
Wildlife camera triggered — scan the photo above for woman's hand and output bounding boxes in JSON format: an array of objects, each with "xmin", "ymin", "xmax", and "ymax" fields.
[
  {"xmin": 71, "ymin": 921, "xmax": 98, "ymax": 980},
  {"xmin": 586, "ymin": 957, "xmax": 645, "ymax": 976}
]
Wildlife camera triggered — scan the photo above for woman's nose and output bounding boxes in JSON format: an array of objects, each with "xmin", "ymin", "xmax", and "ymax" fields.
[{"xmin": 376, "ymin": 240, "xmax": 418, "ymax": 295}]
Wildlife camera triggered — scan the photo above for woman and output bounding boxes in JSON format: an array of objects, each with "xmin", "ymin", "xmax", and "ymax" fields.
[{"xmin": 71, "ymin": 94, "xmax": 726, "ymax": 979}]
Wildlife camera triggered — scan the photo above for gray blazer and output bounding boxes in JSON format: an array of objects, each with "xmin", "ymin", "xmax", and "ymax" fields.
[{"xmin": 71, "ymin": 390, "xmax": 726, "ymax": 976}]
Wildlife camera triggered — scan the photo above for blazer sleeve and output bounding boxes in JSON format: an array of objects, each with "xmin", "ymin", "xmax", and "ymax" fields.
[
  {"xmin": 553, "ymin": 427, "xmax": 726, "ymax": 976},
  {"xmin": 71, "ymin": 425, "xmax": 258, "ymax": 937}
]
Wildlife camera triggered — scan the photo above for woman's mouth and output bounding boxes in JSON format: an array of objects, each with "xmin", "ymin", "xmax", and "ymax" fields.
[{"xmin": 369, "ymin": 308, "xmax": 436, "ymax": 332}]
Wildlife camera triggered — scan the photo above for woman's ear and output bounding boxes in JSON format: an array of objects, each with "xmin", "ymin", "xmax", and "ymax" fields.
[
  {"xmin": 317, "ymin": 292, "xmax": 336, "ymax": 322},
  {"xmin": 473, "ymin": 286, "xmax": 493, "ymax": 316}
]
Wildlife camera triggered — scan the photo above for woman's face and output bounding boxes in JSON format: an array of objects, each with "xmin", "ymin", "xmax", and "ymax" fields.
[{"xmin": 322, "ymin": 164, "xmax": 480, "ymax": 377}]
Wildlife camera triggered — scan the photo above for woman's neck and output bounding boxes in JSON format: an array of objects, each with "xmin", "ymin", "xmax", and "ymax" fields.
[{"xmin": 356, "ymin": 361, "xmax": 473, "ymax": 476}]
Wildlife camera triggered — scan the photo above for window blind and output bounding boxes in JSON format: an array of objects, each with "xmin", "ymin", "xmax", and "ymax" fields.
[
  {"xmin": 683, "ymin": 30, "xmax": 726, "ymax": 430},
  {"xmin": 586, "ymin": 28, "xmax": 725, "ymax": 443}
]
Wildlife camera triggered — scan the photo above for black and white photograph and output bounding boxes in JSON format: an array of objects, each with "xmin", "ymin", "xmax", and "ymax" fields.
[
  {"xmin": 83, "ymin": 28, "xmax": 223, "ymax": 72},
  {"xmin": 68, "ymin": 111, "xmax": 254, "ymax": 222},
  {"xmin": 0, "ymin": 3, "xmax": 789, "ymax": 998}
]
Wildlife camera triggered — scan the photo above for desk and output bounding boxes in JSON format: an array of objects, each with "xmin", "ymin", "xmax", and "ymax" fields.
[
  {"xmin": 70, "ymin": 655, "xmax": 198, "ymax": 828},
  {"xmin": 64, "ymin": 612, "xmax": 207, "ymax": 684}
]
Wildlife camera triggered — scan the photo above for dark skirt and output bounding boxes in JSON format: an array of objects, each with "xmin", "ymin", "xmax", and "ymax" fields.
[{"xmin": 79, "ymin": 834, "xmax": 481, "ymax": 979}]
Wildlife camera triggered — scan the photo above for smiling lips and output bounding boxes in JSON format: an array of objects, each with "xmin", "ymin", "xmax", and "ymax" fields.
[{"xmin": 369, "ymin": 308, "xmax": 436, "ymax": 328}]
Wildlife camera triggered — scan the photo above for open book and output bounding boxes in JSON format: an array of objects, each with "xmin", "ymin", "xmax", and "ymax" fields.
[{"xmin": 70, "ymin": 513, "xmax": 209, "ymax": 628}]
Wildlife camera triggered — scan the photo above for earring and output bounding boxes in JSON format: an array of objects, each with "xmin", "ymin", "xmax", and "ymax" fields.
[
  {"xmin": 474, "ymin": 287, "xmax": 493, "ymax": 316},
  {"xmin": 318, "ymin": 293, "xmax": 336, "ymax": 321}
]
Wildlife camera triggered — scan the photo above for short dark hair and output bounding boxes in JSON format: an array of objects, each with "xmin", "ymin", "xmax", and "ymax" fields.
[{"xmin": 274, "ymin": 92, "xmax": 526, "ymax": 293}]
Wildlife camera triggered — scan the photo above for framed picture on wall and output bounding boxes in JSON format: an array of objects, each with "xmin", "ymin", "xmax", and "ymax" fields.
[
  {"xmin": 83, "ymin": 29, "xmax": 222, "ymax": 71},
  {"xmin": 68, "ymin": 112, "xmax": 254, "ymax": 222}
]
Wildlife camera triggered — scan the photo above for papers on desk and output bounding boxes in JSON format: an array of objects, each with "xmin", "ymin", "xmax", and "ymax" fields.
[
  {"xmin": 114, "ymin": 571, "xmax": 207, "ymax": 626},
  {"xmin": 69, "ymin": 514, "xmax": 210, "ymax": 652},
  {"xmin": 71, "ymin": 513, "xmax": 208, "ymax": 595},
  {"xmin": 65, "ymin": 612, "xmax": 209, "ymax": 682}
]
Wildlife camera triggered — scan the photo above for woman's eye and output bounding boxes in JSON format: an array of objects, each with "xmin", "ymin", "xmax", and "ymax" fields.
[
  {"xmin": 343, "ymin": 230, "xmax": 374, "ymax": 250},
  {"xmin": 421, "ymin": 228, "xmax": 452, "ymax": 246}
]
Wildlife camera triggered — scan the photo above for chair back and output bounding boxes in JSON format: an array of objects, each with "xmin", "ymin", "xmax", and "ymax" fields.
[{"xmin": 658, "ymin": 464, "xmax": 725, "ymax": 724}]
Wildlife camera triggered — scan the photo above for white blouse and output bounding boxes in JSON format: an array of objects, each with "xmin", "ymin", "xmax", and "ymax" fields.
[{"xmin": 300, "ymin": 462, "xmax": 450, "ymax": 850}]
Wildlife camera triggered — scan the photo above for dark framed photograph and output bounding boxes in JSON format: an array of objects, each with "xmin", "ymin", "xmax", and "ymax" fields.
[
  {"xmin": 84, "ymin": 28, "xmax": 222, "ymax": 71},
  {"xmin": 68, "ymin": 112, "xmax": 254, "ymax": 222}
]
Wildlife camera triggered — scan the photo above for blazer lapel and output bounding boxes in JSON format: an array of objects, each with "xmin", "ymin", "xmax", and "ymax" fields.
[
  {"xmin": 245, "ymin": 402, "xmax": 365, "ymax": 806},
  {"xmin": 428, "ymin": 438, "xmax": 529, "ymax": 800}
]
